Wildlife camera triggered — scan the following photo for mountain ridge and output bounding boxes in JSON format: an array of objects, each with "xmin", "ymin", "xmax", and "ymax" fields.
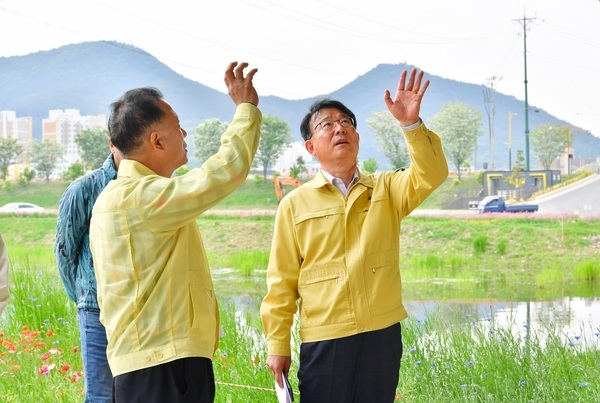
[{"xmin": 1, "ymin": 40, "xmax": 598, "ymax": 170}]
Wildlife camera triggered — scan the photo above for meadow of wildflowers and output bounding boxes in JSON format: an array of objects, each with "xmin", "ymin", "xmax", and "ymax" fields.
[{"xmin": 1, "ymin": 264, "xmax": 84, "ymax": 402}]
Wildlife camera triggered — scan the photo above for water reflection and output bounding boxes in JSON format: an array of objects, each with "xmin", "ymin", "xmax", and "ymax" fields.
[
  {"xmin": 406, "ymin": 297, "xmax": 600, "ymax": 347},
  {"xmin": 213, "ymin": 269, "xmax": 600, "ymax": 348}
]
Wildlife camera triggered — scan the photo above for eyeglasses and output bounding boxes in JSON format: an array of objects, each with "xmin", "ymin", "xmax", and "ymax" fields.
[{"xmin": 314, "ymin": 118, "xmax": 354, "ymax": 133}]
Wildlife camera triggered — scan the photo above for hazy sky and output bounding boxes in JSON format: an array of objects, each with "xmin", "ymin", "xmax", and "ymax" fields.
[{"xmin": 1, "ymin": 0, "xmax": 599, "ymax": 138}]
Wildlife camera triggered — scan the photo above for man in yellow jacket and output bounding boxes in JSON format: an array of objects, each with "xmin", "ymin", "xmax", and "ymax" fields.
[
  {"xmin": 260, "ymin": 68, "xmax": 448, "ymax": 402},
  {"xmin": 90, "ymin": 62, "xmax": 261, "ymax": 403}
]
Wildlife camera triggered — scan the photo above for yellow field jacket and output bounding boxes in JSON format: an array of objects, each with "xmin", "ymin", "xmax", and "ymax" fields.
[
  {"xmin": 260, "ymin": 123, "xmax": 448, "ymax": 356},
  {"xmin": 90, "ymin": 104, "xmax": 261, "ymax": 376}
]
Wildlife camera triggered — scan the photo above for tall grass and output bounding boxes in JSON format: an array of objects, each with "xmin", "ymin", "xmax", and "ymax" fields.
[
  {"xmin": 2, "ymin": 265, "xmax": 599, "ymax": 402},
  {"xmin": 400, "ymin": 309, "xmax": 600, "ymax": 402},
  {"xmin": 1, "ymin": 261, "xmax": 82, "ymax": 402},
  {"xmin": 1, "ymin": 182, "xmax": 599, "ymax": 401},
  {"xmin": 573, "ymin": 261, "xmax": 600, "ymax": 281}
]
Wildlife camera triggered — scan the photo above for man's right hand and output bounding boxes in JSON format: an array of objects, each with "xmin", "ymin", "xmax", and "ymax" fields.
[
  {"xmin": 224, "ymin": 62, "xmax": 259, "ymax": 107},
  {"xmin": 267, "ymin": 354, "xmax": 291, "ymax": 388}
]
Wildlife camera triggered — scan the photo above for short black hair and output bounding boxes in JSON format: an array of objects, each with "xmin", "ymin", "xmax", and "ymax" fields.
[
  {"xmin": 108, "ymin": 87, "xmax": 165, "ymax": 156},
  {"xmin": 299, "ymin": 98, "xmax": 357, "ymax": 141}
]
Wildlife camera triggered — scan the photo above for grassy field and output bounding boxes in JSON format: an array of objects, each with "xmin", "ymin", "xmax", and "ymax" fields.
[
  {"xmin": 1, "ymin": 178, "xmax": 599, "ymax": 401},
  {"xmin": 0, "ymin": 172, "xmax": 482, "ymax": 211},
  {"xmin": 2, "ymin": 176, "xmax": 598, "ymax": 301}
]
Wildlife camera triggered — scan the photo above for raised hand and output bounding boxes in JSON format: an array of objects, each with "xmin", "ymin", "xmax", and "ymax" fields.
[
  {"xmin": 224, "ymin": 61, "xmax": 259, "ymax": 107},
  {"xmin": 383, "ymin": 68, "xmax": 429, "ymax": 126}
]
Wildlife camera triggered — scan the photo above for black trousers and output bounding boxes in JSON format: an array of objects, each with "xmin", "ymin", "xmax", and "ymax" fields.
[
  {"xmin": 113, "ymin": 357, "xmax": 215, "ymax": 403},
  {"xmin": 298, "ymin": 323, "xmax": 402, "ymax": 403}
]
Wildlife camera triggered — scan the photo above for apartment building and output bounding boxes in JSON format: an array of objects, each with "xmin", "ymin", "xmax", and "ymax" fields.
[
  {"xmin": 0, "ymin": 110, "xmax": 33, "ymax": 180},
  {"xmin": 42, "ymin": 109, "xmax": 106, "ymax": 178}
]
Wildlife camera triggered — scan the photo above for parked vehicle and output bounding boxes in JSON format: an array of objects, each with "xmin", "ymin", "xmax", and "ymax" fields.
[
  {"xmin": 0, "ymin": 202, "xmax": 46, "ymax": 214},
  {"xmin": 477, "ymin": 196, "xmax": 538, "ymax": 213}
]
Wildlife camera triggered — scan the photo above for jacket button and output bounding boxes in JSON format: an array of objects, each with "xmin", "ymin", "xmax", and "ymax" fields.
[{"xmin": 357, "ymin": 325, "xmax": 364, "ymax": 331}]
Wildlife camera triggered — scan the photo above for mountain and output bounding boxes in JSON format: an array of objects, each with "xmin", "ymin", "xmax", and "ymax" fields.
[{"xmin": 1, "ymin": 40, "xmax": 599, "ymax": 170}]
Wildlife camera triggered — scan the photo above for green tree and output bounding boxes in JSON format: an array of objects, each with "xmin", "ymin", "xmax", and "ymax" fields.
[
  {"xmin": 504, "ymin": 149, "xmax": 526, "ymax": 190},
  {"xmin": 75, "ymin": 128, "xmax": 110, "ymax": 171},
  {"xmin": 362, "ymin": 158, "xmax": 379, "ymax": 174},
  {"xmin": 289, "ymin": 156, "xmax": 307, "ymax": 179},
  {"xmin": 29, "ymin": 140, "xmax": 64, "ymax": 182},
  {"xmin": 530, "ymin": 123, "xmax": 570, "ymax": 170},
  {"xmin": 62, "ymin": 162, "xmax": 85, "ymax": 181},
  {"xmin": 18, "ymin": 167, "xmax": 36, "ymax": 186},
  {"xmin": 295, "ymin": 156, "xmax": 307, "ymax": 177},
  {"xmin": 366, "ymin": 111, "xmax": 409, "ymax": 169},
  {"xmin": 254, "ymin": 115, "xmax": 293, "ymax": 181},
  {"xmin": 428, "ymin": 102, "xmax": 483, "ymax": 179},
  {"xmin": 0, "ymin": 138, "xmax": 23, "ymax": 180},
  {"xmin": 194, "ymin": 118, "xmax": 228, "ymax": 164}
]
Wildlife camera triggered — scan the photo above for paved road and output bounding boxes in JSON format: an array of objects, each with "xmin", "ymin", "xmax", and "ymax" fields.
[{"xmin": 535, "ymin": 173, "xmax": 600, "ymax": 216}]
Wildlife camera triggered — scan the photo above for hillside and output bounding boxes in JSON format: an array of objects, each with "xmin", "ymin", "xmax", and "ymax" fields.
[{"xmin": 1, "ymin": 40, "xmax": 599, "ymax": 170}]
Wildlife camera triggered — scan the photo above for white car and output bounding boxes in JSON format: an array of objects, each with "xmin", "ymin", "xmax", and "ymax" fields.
[{"xmin": 0, "ymin": 202, "xmax": 46, "ymax": 214}]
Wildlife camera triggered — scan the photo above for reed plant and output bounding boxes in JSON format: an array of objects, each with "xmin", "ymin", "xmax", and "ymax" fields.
[{"xmin": 573, "ymin": 261, "xmax": 600, "ymax": 281}]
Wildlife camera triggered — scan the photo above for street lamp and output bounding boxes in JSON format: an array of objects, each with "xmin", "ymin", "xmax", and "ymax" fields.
[{"xmin": 508, "ymin": 112, "xmax": 517, "ymax": 170}]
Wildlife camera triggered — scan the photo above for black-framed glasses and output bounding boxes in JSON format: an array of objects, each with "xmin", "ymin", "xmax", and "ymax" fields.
[{"xmin": 314, "ymin": 118, "xmax": 354, "ymax": 133}]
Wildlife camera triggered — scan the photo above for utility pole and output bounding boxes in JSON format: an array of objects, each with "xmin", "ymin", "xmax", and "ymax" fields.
[
  {"xmin": 514, "ymin": 14, "xmax": 537, "ymax": 171},
  {"xmin": 485, "ymin": 76, "xmax": 501, "ymax": 170},
  {"xmin": 567, "ymin": 124, "xmax": 572, "ymax": 175}
]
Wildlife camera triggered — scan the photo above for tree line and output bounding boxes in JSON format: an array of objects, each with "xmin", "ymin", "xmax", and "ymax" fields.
[{"xmin": 0, "ymin": 103, "xmax": 572, "ymax": 184}]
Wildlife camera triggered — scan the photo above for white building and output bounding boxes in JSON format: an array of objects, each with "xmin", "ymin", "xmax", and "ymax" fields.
[
  {"xmin": 1, "ymin": 110, "xmax": 33, "ymax": 180},
  {"xmin": 42, "ymin": 109, "xmax": 106, "ymax": 177},
  {"xmin": 273, "ymin": 141, "xmax": 320, "ymax": 178}
]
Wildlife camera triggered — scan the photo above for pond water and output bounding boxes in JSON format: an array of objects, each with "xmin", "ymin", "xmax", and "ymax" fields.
[
  {"xmin": 406, "ymin": 297, "xmax": 600, "ymax": 347},
  {"xmin": 214, "ymin": 269, "xmax": 600, "ymax": 347}
]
